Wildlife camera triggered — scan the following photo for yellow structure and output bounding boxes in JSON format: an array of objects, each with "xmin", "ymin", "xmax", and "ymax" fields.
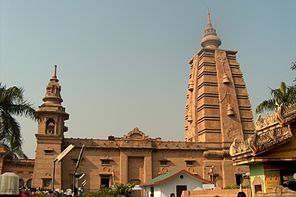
[{"xmin": 231, "ymin": 104, "xmax": 296, "ymax": 196}]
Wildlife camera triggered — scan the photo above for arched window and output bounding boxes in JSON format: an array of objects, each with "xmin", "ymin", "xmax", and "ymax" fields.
[
  {"xmin": 46, "ymin": 119, "xmax": 55, "ymax": 134},
  {"xmin": 19, "ymin": 179, "xmax": 25, "ymax": 187},
  {"xmin": 27, "ymin": 179, "xmax": 32, "ymax": 188}
]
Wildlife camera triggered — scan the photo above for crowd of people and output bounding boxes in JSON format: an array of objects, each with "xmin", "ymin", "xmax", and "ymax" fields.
[{"xmin": 18, "ymin": 187, "xmax": 84, "ymax": 197}]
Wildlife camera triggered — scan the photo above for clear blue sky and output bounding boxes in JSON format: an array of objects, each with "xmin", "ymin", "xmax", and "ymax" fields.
[{"xmin": 1, "ymin": 0, "xmax": 295, "ymax": 158}]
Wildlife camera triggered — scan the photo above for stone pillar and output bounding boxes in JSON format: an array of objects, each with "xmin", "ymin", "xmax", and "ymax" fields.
[
  {"xmin": 119, "ymin": 151, "xmax": 128, "ymax": 183},
  {"xmin": 221, "ymin": 160, "xmax": 236, "ymax": 187},
  {"xmin": 144, "ymin": 152, "xmax": 152, "ymax": 183}
]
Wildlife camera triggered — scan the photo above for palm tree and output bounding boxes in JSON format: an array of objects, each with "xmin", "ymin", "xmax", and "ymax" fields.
[
  {"xmin": 3, "ymin": 134, "xmax": 28, "ymax": 160},
  {"xmin": 256, "ymin": 82, "xmax": 296, "ymax": 114},
  {"xmin": 0, "ymin": 83, "xmax": 36, "ymax": 158},
  {"xmin": 292, "ymin": 62, "xmax": 296, "ymax": 82}
]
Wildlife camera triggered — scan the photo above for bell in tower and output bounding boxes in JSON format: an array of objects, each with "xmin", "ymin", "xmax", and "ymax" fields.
[{"xmin": 223, "ymin": 74, "xmax": 231, "ymax": 84}]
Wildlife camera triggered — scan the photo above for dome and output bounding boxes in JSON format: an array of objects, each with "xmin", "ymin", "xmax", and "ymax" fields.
[
  {"xmin": 200, "ymin": 13, "xmax": 222, "ymax": 49},
  {"xmin": 201, "ymin": 34, "xmax": 221, "ymax": 49}
]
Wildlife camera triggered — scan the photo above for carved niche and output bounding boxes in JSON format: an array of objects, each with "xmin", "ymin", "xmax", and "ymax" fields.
[{"xmin": 123, "ymin": 128, "xmax": 148, "ymax": 140}]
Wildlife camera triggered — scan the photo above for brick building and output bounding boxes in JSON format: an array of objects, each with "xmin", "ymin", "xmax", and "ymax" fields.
[{"xmin": 0, "ymin": 14, "xmax": 254, "ymax": 195}]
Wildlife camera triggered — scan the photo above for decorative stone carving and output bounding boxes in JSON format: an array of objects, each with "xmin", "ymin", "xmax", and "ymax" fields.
[
  {"xmin": 161, "ymin": 167, "xmax": 168, "ymax": 173},
  {"xmin": 226, "ymin": 123, "xmax": 241, "ymax": 142},
  {"xmin": 278, "ymin": 104, "xmax": 296, "ymax": 124},
  {"xmin": 255, "ymin": 113, "xmax": 278, "ymax": 130},
  {"xmin": 230, "ymin": 123, "xmax": 292, "ymax": 156},
  {"xmin": 247, "ymin": 131, "xmax": 258, "ymax": 153},
  {"xmin": 103, "ymin": 166, "xmax": 111, "ymax": 172},
  {"xmin": 188, "ymin": 167, "xmax": 195, "ymax": 173},
  {"xmin": 255, "ymin": 104, "xmax": 296, "ymax": 130},
  {"xmin": 216, "ymin": 54, "xmax": 227, "ymax": 64},
  {"xmin": 229, "ymin": 104, "xmax": 296, "ymax": 156},
  {"xmin": 229, "ymin": 138, "xmax": 240, "ymax": 156},
  {"xmin": 123, "ymin": 128, "xmax": 148, "ymax": 140}
]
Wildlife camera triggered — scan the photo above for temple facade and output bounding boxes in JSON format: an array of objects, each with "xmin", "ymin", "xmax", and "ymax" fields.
[{"xmin": 0, "ymin": 14, "xmax": 256, "ymax": 196}]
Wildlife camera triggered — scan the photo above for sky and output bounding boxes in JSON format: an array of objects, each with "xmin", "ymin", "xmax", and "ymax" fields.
[{"xmin": 0, "ymin": 0, "xmax": 295, "ymax": 158}]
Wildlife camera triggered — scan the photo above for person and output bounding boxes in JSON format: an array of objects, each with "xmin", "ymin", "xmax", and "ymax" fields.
[
  {"xmin": 77, "ymin": 187, "xmax": 84, "ymax": 196},
  {"xmin": 237, "ymin": 191, "xmax": 246, "ymax": 197},
  {"xmin": 170, "ymin": 193, "xmax": 175, "ymax": 197}
]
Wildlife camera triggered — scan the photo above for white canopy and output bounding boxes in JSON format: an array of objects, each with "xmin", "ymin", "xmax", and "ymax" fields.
[{"xmin": 0, "ymin": 172, "xmax": 19, "ymax": 195}]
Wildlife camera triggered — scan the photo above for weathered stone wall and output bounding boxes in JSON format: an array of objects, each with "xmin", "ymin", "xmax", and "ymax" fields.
[{"xmin": 2, "ymin": 159, "xmax": 34, "ymax": 187}]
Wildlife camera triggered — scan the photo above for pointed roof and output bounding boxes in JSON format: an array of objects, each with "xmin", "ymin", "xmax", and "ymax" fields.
[
  {"xmin": 141, "ymin": 170, "xmax": 211, "ymax": 187},
  {"xmin": 42, "ymin": 65, "xmax": 63, "ymax": 106},
  {"xmin": 52, "ymin": 64, "xmax": 57, "ymax": 80},
  {"xmin": 201, "ymin": 12, "xmax": 221, "ymax": 49}
]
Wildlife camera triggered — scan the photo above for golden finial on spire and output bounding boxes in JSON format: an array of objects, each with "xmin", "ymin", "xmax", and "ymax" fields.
[{"xmin": 52, "ymin": 65, "xmax": 57, "ymax": 79}]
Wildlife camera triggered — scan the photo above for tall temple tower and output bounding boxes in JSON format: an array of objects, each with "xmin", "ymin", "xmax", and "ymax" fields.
[
  {"xmin": 32, "ymin": 65, "xmax": 69, "ymax": 189},
  {"xmin": 185, "ymin": 13, "xmax": 254, "ymax": 147}
]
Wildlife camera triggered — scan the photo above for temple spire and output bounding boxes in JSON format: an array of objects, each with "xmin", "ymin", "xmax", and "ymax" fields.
[
  {"xmin": 52, "ymin": 65, "xmax": 57, "ymax": 80},
  {"xmin": 207, "ymin": 11, "xmax": 212, "ymax": 25},
  {"xmin": 42, "ymin": 65, "xmax": 63, "ymax": 105},
  {"xmin": 201, "ymin": 12, "xmax": 221, "ymax": 49}
]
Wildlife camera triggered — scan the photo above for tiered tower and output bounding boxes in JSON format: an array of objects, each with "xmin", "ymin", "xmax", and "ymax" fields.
[
  {"xmin": 32, "ymin": 65, "xmax": 69, "ymax": 189},
  {"xmin": 185, "ymin": 13, "xmax": 254, "ymax": 147}
]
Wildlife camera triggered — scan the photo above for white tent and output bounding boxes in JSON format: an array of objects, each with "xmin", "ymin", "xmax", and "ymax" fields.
[{"xmin": 0, "ymin": 172, "xmax": 19, "ymax": 195}]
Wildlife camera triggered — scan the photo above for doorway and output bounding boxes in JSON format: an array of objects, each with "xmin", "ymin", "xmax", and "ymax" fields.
[
  {"xmin": 176, "ymin": 185, "xmax": 187, "ymax": 197},
  {"xmin": 100, "ymin": 175, "xmax": 110, "ymax": 188}
]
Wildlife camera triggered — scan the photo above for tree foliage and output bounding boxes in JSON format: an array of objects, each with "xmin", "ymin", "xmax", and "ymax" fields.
[
  {"xmin": 86, "ymin": 183, "xmax": 135, "ymax": 197},
  {"xmin": 256, "ymin": 82, "xmax": 296, "ymax": 114},
  {"xmin": 86, "ymin": 187, "xmax": 114, "ymax": 197},
  {"xmin": 0, "ymin": 83, "xmax": 36, "ymax": 159},
  {"xmin": 3, "ymin": 134, "xmax": 28, "ymax": 160},
  {"xmin": 113, "ymin": 183, "xmax": 134, "ymax": 196},
  {"xmin": 292, "ymin": 61, "xmax": 296, "ymax": 82}
]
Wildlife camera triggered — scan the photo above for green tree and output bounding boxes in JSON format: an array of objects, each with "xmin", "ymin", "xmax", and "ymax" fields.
[
  {"xmin": 292, "ymin": 62, "xmax": 296, "ymax": 82},
  {"xmin": 86, "ymin": 183, "xmax": 135, "ymax": 197},
  {"xmin": 256, "ymin": 82, "xmax": 296, "ymax": 114},
  {"xmin": 112, "ymin": 183, "xmax": 134, "ymax": 197},
  {"xmin": 86, "ymin": 187, "xmax": 114, "ymax": 197},
  {"xmin": 0, "ymin": 83, "xmax": 36, "ymax": 158},
  {"xmin": 3, "ymin": 134, "xmax": 28, "ymax": 160}
]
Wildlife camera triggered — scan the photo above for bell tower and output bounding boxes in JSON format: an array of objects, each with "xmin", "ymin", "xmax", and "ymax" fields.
[
  {"xmin": 33, "ymin": 65, "xmax": 69, "ymax": 189},
  {"xmin": 185, "ymin": 13, "xmax": 254, "ymax": 146}
]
